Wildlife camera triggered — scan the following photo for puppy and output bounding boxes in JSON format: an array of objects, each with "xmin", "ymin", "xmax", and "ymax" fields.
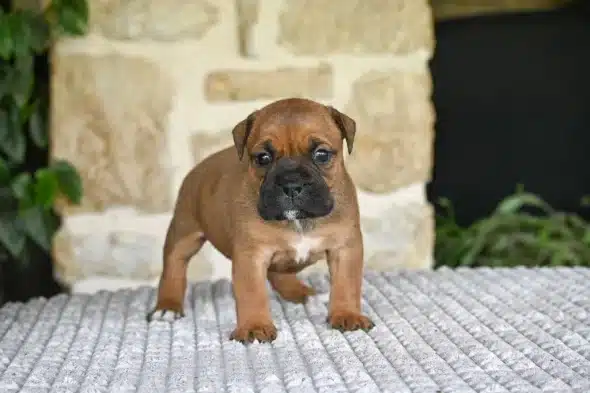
[{"xmin": 147, "ymin": 97, "xmax": 374, "ymax": 343}]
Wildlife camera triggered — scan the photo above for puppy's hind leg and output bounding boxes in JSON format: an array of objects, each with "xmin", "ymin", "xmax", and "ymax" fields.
[
  {"xmin": 268, "ymin": 272, "xmax": 316, "ymax": 304},
  {"xmin": 147, "ymin": 217, "xmax": 205, "ymax": 322}
]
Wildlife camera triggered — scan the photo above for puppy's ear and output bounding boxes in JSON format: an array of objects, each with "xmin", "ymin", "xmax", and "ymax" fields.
[
  {"xmin": 327, "ymin": 106, "xmax": 356, "ymax": 154},
  {"xmin": 232, "ymin": 111, "xmax": 257, "ymax": 160}
]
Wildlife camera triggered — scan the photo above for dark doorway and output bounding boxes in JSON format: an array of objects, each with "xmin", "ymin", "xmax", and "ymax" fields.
[{"xmin": 427, "ymin": 0, "xmax": 590, "ymax": 226}]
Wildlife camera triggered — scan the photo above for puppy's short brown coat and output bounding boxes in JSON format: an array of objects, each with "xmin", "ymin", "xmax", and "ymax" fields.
[{"xmin": 148, "ymin": 98, "xmax": 373, "ymax": 343}]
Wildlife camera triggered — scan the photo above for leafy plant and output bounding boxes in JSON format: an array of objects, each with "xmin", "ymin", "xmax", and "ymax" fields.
[
  {"xmin": 435, "ymin": 186, "xmax": 590, "ymax": 268},
  {"xmin": 0, "ymin": 0, "xmax": 88, "ymax": 267}
]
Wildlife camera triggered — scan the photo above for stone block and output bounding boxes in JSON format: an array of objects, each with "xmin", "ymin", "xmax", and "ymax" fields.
[
  {"xmin": 89, "ymin": 0, "xmax": 220, "ymax": 41},
  {"xmin": 344, "ymin": 69, "xmax": 434, "ymax": 193},
  {"xmin": 245, "ymin": 0, "xmax": 434, "ymax": 57},
  {"xmin": 191, "ymin": 131, "xmax": 234, "ymax": 164},
  {"xmin": 236, "ymin": 0, "xmax": 259, "ymax": 55},
  {"xmin": 51, "ymin": 52, "xmax": 174, "ymax": 213},
  {"xmin": 362, "ymin": 200, "xmax": 434, "ymax": 271},
  {"xmin": 205, "ymin": 63, "xmax": 333, "ymax": 102},
  {"xmin": 52, "ymin": 209, "xmax": 222, "ymax": 287}
]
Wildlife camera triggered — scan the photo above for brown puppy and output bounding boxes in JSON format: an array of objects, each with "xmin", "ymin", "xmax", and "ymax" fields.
[{"xmin": 147, "ymin": 97, "xmax": 374, "ymax": 343}]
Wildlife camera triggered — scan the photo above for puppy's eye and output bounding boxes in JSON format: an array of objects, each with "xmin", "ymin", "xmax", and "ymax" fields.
[
  {"xmin": 254, "ymin": 152, "xmax": 273, "ymax": 167},
  {"xmin": 312, "ymin": 148, "xmax": 333, "ymax": 164}
]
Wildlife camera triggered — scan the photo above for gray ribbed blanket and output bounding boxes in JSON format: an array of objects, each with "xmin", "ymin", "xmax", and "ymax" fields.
[{"xmin": 1, "ymin": 267, "xmax": 589, "ymax": 393}]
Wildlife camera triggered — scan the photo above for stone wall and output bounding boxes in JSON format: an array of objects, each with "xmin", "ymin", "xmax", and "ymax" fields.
[{"xmin": 50, "ymin": 0, "xmax": 436, "ymax": 290}]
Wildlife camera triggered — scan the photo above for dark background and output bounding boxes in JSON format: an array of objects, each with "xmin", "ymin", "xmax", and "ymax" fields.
[{"xmin": 427, "ymin": 0, "xmax": 590, "ymax": 226}]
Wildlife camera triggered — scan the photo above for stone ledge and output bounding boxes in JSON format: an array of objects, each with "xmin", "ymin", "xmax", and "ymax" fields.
[{"xmin": 53, "ymin": 183, "xmax": 433, "ymax": 288}]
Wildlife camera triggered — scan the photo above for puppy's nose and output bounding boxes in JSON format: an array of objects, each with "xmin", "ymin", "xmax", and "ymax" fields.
[{"xmin": 281, "ymin": 183, "xmax": 303, "ymax": 198}]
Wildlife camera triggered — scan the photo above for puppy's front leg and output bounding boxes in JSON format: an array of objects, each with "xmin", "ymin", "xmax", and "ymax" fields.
[
  {"xmin": 230, "ymin": 249, "xmax": 277, "ymax": 343},
  {"xmin": 327, "ymin": 234, "xmax": 374, "ymax": 332}
]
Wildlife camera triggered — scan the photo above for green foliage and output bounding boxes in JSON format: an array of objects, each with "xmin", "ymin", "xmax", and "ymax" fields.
[
  {"xmin": 0, "ymin": 1, "xmax": 88, "ymax": 266},
  {"xmin": 435, "ymin": 186, "xmax": 590, "ymax": 268}
]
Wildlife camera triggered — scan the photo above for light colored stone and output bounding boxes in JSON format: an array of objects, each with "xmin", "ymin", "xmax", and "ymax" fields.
[
  {"xmin": 53, "ymin": 183, "xmax": 432, "ymax": 288},
  {"xmin": 363, "ymin": 202, "xmax": 433, "ymax": 271},
  {"xmin": 89, "ymin": 0, "xmax": 220, "ymax": 41},
  {"xmin": 51, "ymin": 52, "xmax": 174, "ymax": 213},
  {"xmin": 191, "ymin": 131, "xmax": 234, "ymax": 164},
  {"xmin": 344, "ymin": 69, "xmax": 434, "ymax": 193},
  {"xmin": 176, "ymin": 58, "xmax": 336, "ymax": 135},
  {"xmin": 205, "ymin": 63, "xmax": 333, "ymax": 102},
  {"xmin": 246, "ymin": 0, "xmax": 434, "ymax": 57},
  {"xmin": 236, "ymin": 0, "xmax": 259, "ymax": 55},
  {"xmin": 52, "ymin": 208, "xmax": 219, "ymax": 288},
  {"xmin": 52, "ymin": 209, "xmax": 168, "ymax": 286}
]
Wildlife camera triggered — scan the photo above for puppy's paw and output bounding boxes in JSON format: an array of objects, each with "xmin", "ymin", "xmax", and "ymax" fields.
[
  {"xmin": 146, "ymin": 301, "xmax": 185, "ymax": 322},
  {"xmin": 328, "ymin": 311, "xmax": 374, "ymax": 332},
  {"xmin": 230, "ymin": 321, "xmax": 278, "ymax": 343},
  {"xmin": 280, "ymin": 284, "xmax": 316, "ymax": 304}
]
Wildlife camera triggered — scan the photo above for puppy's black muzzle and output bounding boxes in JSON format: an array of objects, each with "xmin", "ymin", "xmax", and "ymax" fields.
[{"xmin": 257, "ymin": 157, "xmax": 334, "ymax": 221}]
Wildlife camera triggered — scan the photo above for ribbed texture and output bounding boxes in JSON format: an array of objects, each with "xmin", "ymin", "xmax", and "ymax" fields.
[{"xmin": 1, "ymin": 267, "xmax": 590, "ymax": 392}]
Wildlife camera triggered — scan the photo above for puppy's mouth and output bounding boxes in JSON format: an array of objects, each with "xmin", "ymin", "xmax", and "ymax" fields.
[
  {"xmin": 257, "ymin": 183, "xmax": 334, "ymax": 222},
  {"xmin": 257, "ymin": 157, "xmax": 334, "ymax": 222},
  {"xmin": 258, "ymin": 202, "xmax": 333, "ymax": 222},
  {"xmin": 283, "ymin": 210, "xmax": 299, "ymax": 221}
]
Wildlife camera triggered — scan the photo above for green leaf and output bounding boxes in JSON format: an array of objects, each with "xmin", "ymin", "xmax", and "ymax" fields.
[
  {"xmin": 28, "ymin": 13, "xmax": 50, "ymax": 53},
  {"xmin": 27, "ymin": 106, "xmax": 48, "ymax": 149},
  {"xmin": 0, "ymin": 63, "xmax": 11, "ymax": 98},
  {"xmin": 51, "ymin": 160, "xmax": 83, "ymax": 204},
  {"xmin": 11, "ymin": 172, "xmax": 31, "ymax": 199},
  {"xmin": 0, "ymin": 105, "xmax": 26, "ymax": 165},
  {"xmin": 53, "ymin": 0, "xmax": 88, "ymax": 36},
  {"xmin": 0, "ymin": 13, "xmax": 12, "ymax": 60},
  {"xmin": 494, "ymin": 192, "xmax": 553, "ymax": 216},
  {"xmin": 0, "ymin": 158, "xmax": 9, "ymax": 185},
  {"xmin": 10, "ymin": 172, "xmax": 34, "ymax": 209},
  {"xmin": 33, "ymin": 168, "xmax": 59, "ymax": 209},
  {"xmin": 0, "ymin": 211, "xmax": 26, "ymax": 259},
  {"xmin": 10, "ymin": 54, "xmax": 34, "ymax": 108},
  {"xmin": 0, "ymin": 185, "xmax": 25, "ymax": 259},
  {"xmin": 18, "ymin": 206, "xmax": 57, "ymax": 253},
  {"xmin": 9, "ymin": 11, "xmax": 33, "ymax": 59}
]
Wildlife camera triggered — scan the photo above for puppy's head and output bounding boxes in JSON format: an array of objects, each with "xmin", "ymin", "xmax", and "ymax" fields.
[{"xmin": 231, "ymin": 98, "xmax": 356, "ymax": 222}]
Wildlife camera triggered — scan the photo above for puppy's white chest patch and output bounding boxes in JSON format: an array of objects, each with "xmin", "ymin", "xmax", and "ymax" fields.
[{"xmin": 290, "ymin": 236, "xmax": 321, "ymax": 263}]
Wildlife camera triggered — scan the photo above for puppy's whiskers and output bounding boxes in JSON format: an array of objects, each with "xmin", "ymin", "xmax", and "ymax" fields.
[
  {"xmin": 284, "ymin": 210, "xmax": 298, "ymax": 221},
  {"xmin": 284, "ymin": 210, "xmax": 315, "ymax": 233},
  {"xmin": 285, "ymin": 210, "xmax": 303, "ymax": 233}
]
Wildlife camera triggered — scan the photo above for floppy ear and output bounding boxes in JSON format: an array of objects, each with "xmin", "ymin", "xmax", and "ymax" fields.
[
  {"xmin": 327, "ymin": 106, "xmax": 356, "ymax": 154},
  {"xmin": 231, "ymin": 111, "xmax": 257, "ymax": 160}
]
